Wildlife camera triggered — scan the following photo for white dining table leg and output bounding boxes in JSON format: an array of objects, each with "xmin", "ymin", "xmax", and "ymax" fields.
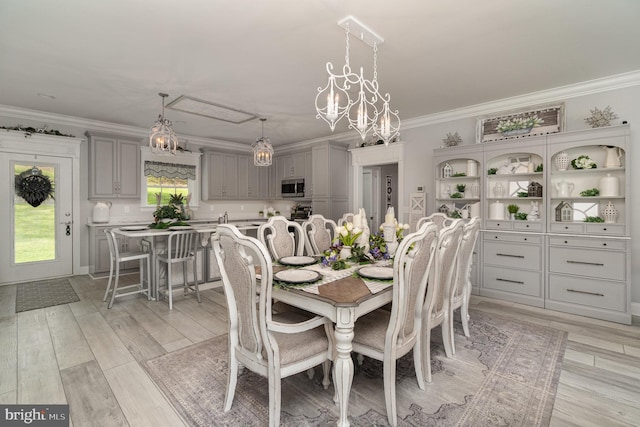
[{"xmin": 333, "ymin": 307, "xmax": 355, "ymax": 427}]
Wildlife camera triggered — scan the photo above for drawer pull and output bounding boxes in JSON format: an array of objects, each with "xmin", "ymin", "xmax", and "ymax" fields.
[
  {"xmin": 566, "ymin": 260, "xmax": 604, "ymax": 266},
  {"xmin": 496, "ymin": 278, "xmax": 525, "ymax": 285},
  {"xmin": 567, "ymin": 289, "xmax": 604, "ymax": 297},
  {"xmin": 497, "ymin": 253, "xmax": 525, "ymax": 259}
]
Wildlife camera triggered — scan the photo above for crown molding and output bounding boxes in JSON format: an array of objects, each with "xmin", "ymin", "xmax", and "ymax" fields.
[
  {"xmin": 0, "ymin": 104, "xmax": 249, "ymax": 152},
  {"xmin": 401, "ymin": 70, "xmax": 640, "ymax": 130}
]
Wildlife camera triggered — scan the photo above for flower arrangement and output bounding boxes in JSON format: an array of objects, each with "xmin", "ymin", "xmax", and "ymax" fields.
[
  {"xmin": 321, "ymin": 243, "xmax": 350, "ymax": 270},
  {"xmin": 571, "ymin": 155, "xmax": 597, "ymax": 169},
  {"xmin": 495, "ymin": 115, "xmax": 544, "ymax": 134},
  {"xmin": 368, "ymin": 231, "xmax": 390, "ymax": 261},
  {"xmin": 396, "ymin": 222, "xmax": 410, "ymax": 241},
  {"xmin": 335, "ymin": 222, "xmax": 362, "ymax": 247}
]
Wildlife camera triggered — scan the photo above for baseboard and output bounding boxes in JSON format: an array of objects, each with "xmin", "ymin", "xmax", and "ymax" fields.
[{"xmin": 631, "ymin": 302, "xmax": 640, "ymax": 316}]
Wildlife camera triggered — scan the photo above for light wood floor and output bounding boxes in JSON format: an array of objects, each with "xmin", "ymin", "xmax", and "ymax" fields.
[{"xmin": 0, "ymin": 274, "xmax": 639, "ymax": 426}]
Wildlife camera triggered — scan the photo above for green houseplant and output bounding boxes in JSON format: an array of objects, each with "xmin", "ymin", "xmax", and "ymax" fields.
[{"xmin": 507, "ymin": 204, "xmax": 519, "ymax": 220}]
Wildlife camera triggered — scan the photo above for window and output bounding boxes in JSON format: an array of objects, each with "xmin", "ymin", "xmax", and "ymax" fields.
[{"xmin": 140, "ymin": 147, "xmax": 201, "ymax": 208}]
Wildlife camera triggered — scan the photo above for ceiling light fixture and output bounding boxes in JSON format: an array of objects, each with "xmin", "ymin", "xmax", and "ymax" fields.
[
  {"xmin": 252, "ymin": 118, "xmax": 274, "ymax": 166},
  {"xmin": 149, "ymin": 93, "xmax": 178, "ymax": 155},
  {"xmin": 315, "ymin": 16, "xmax": 400, "ymax": 145}
]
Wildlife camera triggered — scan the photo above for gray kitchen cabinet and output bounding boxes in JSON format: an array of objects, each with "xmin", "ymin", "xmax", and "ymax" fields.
[
  {"xmin": 237, "ymin": 155, "xmax": 249, "ymax": 199},
  {"xmin": 312, "ymin": 141, "xmax": 349, "ymax": 221},
  {"xmin": 202, "ymin": 151, "xmax": 239, "ymax": 200},
  {"xmin": 86, "ymin": 131, "xmax": 141, "ymax": 200}
]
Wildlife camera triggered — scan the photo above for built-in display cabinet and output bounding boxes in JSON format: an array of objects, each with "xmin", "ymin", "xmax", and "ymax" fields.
[{"xmin": 432, "ymin": 124, "xmax": 631, "ymax": 323}]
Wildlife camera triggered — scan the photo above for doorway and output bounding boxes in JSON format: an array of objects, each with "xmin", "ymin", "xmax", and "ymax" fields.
[
  {"xmin": 362, "ymin": 167, "xmax": 380, "ymax": 231},
  {"xmin": 0, "ymin": 153, "xmax": 74, "ymax": 284}
]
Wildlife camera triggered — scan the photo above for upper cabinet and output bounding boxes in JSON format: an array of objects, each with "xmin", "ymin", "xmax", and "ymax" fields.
[
  {"xmin": 86, "ymin": 131, "xmax": 141, "ymax": 200},
  {"xmin": 546, "ymin": 125, "xmax": 629, "ymax": 237},
  {"xmin": 201, "ymin": 151, "xmax": 238, "ymax": 200}
]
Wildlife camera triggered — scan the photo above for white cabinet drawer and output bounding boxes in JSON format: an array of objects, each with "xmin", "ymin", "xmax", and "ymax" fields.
[
  {"xmin": 513, "ymin": 221, "xmax": 544, "ymax": 232},
  {"xmin": 483, "ymin": 266, "xmax": 542, "ymax": 297},
  {"xmin": 483, "ymin": 233, "xmax": 542, "ymax": 245},
  {"xmin": 548, "ymin": 274, "xmax": 626, "ymax": 312},
  {"xmin": 548, "ymin": 236, "xmax": 627, "ymax": 250},
  {"xmin": 548, "ymin": 247, "xmax": 625, "ymax": 281},
  {"xmin": 585, "ymin": 223, "xmax": 625, "ymax": 236},
  {"xmin": 484, "ymin": 220, "xmax": 513, "ymax": 230},
  {"xmin": 550, "ymin": 223, "xmax": 585, "ymax": 234},
  {"xmin": 483, "ymin": 242, "xmax": 541, "ymax": 270}
]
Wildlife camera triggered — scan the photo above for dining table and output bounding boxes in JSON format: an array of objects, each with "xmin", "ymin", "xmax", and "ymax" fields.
[{"xmin": 270, "ymin": 257, "xmax": 394, "ymax": 427}]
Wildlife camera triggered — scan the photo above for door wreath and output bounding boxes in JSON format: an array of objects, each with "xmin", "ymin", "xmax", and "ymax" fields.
[{"xmin": 15, "ymin": 167, "xmax": 55, "ymax": 207}]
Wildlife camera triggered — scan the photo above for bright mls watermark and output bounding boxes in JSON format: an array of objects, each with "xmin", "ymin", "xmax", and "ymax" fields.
[{"xmin": 1, "ymin": 405, "xmax": 69, "ymax": 426}]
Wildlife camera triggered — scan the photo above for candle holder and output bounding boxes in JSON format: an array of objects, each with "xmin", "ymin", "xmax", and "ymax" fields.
[{"xmin": 382, "ymin": 223, "xmax": 398, "ymax": 256}]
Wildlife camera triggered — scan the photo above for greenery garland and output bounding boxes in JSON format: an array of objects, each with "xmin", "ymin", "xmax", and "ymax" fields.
[
  {"xmin": 1, "ymin": 125, "xmax": 75, "ymax": 138},
  {"xmin": 15, "ymin": 167, "xmax": 55, "ymax": 207}
]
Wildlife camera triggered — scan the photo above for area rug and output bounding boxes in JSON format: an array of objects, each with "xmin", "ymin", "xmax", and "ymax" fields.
[
  {"xmin": 15, "ymin": 278, "xmax": 80, "ymax": 313},
  {"xmin": 143, "ymin": 310, "xmax": 567, "ymax": 426}
]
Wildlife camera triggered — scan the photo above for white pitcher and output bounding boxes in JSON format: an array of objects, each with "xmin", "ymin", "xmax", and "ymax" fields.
[
  {"xmin": 555, "ymin": 180, "xmax": 574, "ymax": 197},
  {"xmin": 602, "ymin": 146, "xmax": 622, "ymax": 168}
]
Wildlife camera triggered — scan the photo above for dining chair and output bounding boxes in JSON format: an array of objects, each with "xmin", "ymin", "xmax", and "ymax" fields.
[
  {"xmin": 213, "ymin": 224, "xmax": 333, "ymax": 427},
  {"xmin": 416, "ymin": 212, "xmax": 453, "ymax": 231},
  {"xmin": 448, "ymin": 216, "xmax": 480, "ymax": 352},
  {"xmin": 337, "ymin": 212, "xmax": 354, "ymax": 227},
  {"xmin": 301, "ymin": 214, "xmax": 337, "ymax": 255},
  {"xmin": 257, "ymin": 215, "xmax": 305, "ymax": 260},
  {"xmin": 420, "ymin": 219, "xmax": 464, "ymax": 383},
  {"xmin": 102, "ymin": 229, "xmax": 151, "ymax": 309},
  {"xmin": 350, "ymin": 222, "xmax": 438, "ymax": 426},
  {"xmin": 155, "ymin": 229, "xmax": 201, "ymax": 310}
]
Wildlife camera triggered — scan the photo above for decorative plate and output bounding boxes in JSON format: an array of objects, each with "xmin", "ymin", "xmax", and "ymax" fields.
[
  {"xmin": 120, "ymin": 225, "xmax": 149, "ymax": 231},
  {"xmin": 357, "ymin": 266, "xmax": 394, "ymax": 280},
  {"xmin": 274, "ymin": 269, "xmax": 321, "ymax": 284},
  {"xmin": 278, "ymin": 256, "xmax": 317, "ymax": 266}
]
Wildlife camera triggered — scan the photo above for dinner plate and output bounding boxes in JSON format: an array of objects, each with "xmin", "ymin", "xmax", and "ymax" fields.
[
  {"xmin": 120, "ymin": 225, "xmax": 149, "ymax": 231},
  {"xmin": 278, "ymin": 256, "xmax": 317, "ymax": 266},
  {"xmin": 168, "ymin": 225, "xmax": 192, "ymax": 231},
  {"xmin": 357, "ymin": 266, "xmax": 394, "ymax": 280},
  {"xmin": 274, "ymin": 269, "xmax": 321, "ymax": 284}
]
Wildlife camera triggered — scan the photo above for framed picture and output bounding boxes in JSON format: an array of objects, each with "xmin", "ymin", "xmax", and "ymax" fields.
[{"xmin": 476, "ymin": 104, "xmax": 564, "ymax": 144}]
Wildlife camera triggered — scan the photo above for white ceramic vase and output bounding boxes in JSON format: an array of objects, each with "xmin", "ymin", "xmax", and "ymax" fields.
[
  {"xmin": 339, "ymin": 246, "xmax": 352, "ymax": 259},
  {"xmin": 602, "ymin": 202, "xmax": 618, "ymax": 224}
]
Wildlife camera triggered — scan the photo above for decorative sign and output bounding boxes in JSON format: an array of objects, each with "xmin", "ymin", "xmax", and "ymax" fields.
[
  {"xmin": 476, "ymin": 104, "xmax": 564, "ymax": 143},
  {"xmin": 386, "ymin": 175, "xmax": 393, "ymax": 208}
]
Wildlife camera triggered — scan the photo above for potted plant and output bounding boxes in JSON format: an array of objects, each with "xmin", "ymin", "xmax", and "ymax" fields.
[
  {"xmin": 456, "ymin": 184, "xmax": 466, "ymax": 197},
  {"xmin": 507, "ymin": 204, "xmax": 520, "ymax": 220},
  {"xmin": 514, "ymin": 212, "xmax": 528, "ymax": 221}
]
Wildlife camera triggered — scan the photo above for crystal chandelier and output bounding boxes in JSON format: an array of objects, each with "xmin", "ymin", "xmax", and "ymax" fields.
[
  {"xmin": 149, "ymin": 93, "xmax": 178, "ymax": 154},
  {"xmin": 252, "ymin": 118, "xmax": 274, "ymax": 166},
  {"xmin": 315, "ymin": 16, "xmax": 400, "ymax": 145}
]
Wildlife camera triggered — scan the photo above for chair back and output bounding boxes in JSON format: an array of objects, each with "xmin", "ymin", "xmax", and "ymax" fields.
[
  {"xmin": 424, "ymin": 220, "xmax": 464, "ymax": 324},
  {"xmin": 105, "ymin": 229, "xmax": 119, "ymax": 260},
  {"xmin": 387, "ymin": 222, "xmax": 438, "ymax": 349},
  {"xmin": 213, "ymin": 225, "xmax": 274, "ymax": 366},
  {"xmin": 337, "ymin": 212, "xmax": 354, "ymax": 227},
  {"xmin": 302, "ymin": 214, "xmax": 337, "ymax": 254},
  {"xmin": 417, "ymin": 212, "xmax": 453, "ymax": 231},
  {"xmin": 166, "ymin": 230, "xmax": 199, "ymax": 263},
  {"xmin": 257, "ymin": 216, "xmax": 304, "ymax": 260},
  {"xmin": 451, "ymin": 217, "xmax": 480, "ymax": 307}
]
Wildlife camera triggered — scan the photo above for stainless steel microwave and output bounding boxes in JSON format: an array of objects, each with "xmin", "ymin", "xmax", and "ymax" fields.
[{"xmin": 281, "ymin": 178, "xmax": 305, "ymax": 198}]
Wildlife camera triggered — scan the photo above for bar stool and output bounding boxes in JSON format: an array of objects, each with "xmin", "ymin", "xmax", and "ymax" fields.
[
  {"xmin": 156, "ymin": 229, "xmax": 202, "ymax": 310},
  {"xmin": 103, "ymin": 229, "xmax": 151, "ymax": 309}
]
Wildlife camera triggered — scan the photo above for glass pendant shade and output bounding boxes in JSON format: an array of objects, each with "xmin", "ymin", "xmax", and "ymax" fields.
[
  {"xmin": 149, "ymin": 93, "xmax": 178, "ymax": 154},
  {"xmin": 252, "ymin": 118, "xmax": 274, "ymax": 166}
]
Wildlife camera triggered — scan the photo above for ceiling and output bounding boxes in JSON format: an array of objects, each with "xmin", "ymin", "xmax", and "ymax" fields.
[{"xmin": 1, "ymin": 0, "xmax": 639, "ymax": 147}]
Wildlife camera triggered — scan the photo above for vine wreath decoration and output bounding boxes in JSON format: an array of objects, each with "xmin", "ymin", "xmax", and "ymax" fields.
[{"xmin": 15, "ymin": 167, "xmax": 55, "ymax": 207}]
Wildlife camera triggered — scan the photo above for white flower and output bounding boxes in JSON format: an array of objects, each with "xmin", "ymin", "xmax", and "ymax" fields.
[
  {"xmin": 336, "ymin": 226, "xmax": 345, "ymax": 235},
  {"xmin": 345, "ymin": 222, "xmax": 353, "ymax": 231},
  {"xmin": 403, "ymin": 223, "xmax": 410, "ymax": 230},
  {"xmin": 340, "ymin": 229, "xmax": 348, "ymax": 237},
  {"xmin": 379, "ymin": 225, "xmax": 384, "ymax": 231},
  {"xmin": 353, "ymin": 227, "xmax": 362, "ymax": 235}
]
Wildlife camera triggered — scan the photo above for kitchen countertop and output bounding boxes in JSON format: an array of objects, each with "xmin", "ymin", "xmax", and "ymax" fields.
[{"xmin": 87, "ymin": 218, "xmax": 267, "ymax": 228}]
